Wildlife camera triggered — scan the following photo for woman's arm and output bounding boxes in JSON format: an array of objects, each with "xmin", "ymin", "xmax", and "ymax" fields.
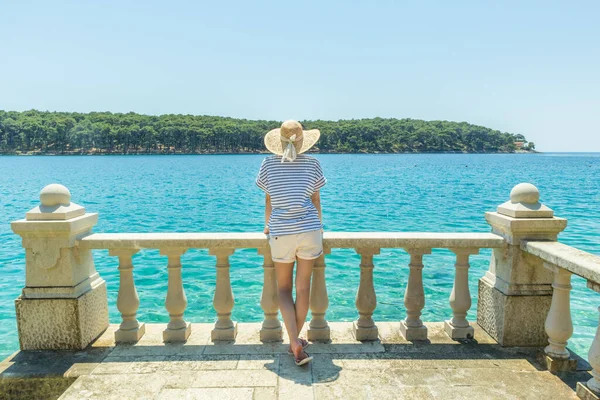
[
  {"xmin": 311, "ymin": 191, "xmax": 322, "ymax": 226},
  {"xmin": 264, "ymin": 194, "xmax": 271, "ymax": 234}
]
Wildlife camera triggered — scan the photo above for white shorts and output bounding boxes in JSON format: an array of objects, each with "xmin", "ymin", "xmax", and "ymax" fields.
[{"xmin": 269, "ymin": 230, "xmax": 323, "ymax": 263}]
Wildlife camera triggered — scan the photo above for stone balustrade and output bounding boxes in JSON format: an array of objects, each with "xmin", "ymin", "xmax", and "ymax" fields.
[
  {"xmin": 521, "ymin": 240, "xmax": 600, "ymax": 398},
  {"xmin": 77, "ymin": 231, "xmax": 504, "ymax": 345},
  {"xmin": 10, "ymin": 182, "xmax": 600, "ymax": 399}
]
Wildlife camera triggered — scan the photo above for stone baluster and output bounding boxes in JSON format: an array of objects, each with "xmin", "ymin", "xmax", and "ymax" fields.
[
  {"xmin": 576, "ymin": 282, "xmax": 600, "ymax": 398},
  {"xmin": 210, "ymin": 248, "xmax": 237, "ymax": 341},
  {"xmin": 353, "ymin": 248, "xmax": 380, "ymax": 341},
  {"xmin": 258, "ymin": 248, "xmax": 282, "ymax": 342},
  {"xmin": 308, "ymin": 249, "xmax": 331, "ymax": 342},
  {"xmin": 444, "ymin": 248, "xmax": 479, "ymax": 339},
  {"xmin": 543, "ymin": 264, "xmax": 576, "ymax": 371},
  {"xmin": 110, "ymin": 248, "xmax": 145, "ymax": 343},
  {"xmin": 585, "ymin": 307, "xmax": 600, "ymax": 396},
  {"xmin": 400, "ymin": 249, "xmax": 431, "ymax": 340},
  {"xmin": 161, "ymin": 247, "xmax": 191, "ymax": 342}
]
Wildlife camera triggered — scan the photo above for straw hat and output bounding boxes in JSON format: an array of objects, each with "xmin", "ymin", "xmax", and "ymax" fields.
[{"xmin": 264, "ymin": 120, "xmax": 320, "ymax": 160}]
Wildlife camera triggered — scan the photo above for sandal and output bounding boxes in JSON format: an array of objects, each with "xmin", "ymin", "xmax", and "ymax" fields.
[
  {"xmin": 287, "ymin": 338, "xmax": 309, "ymax": 354},
  {"xmin": 294, "ymin": 351, "xmax": 313, "ymax": 366}
]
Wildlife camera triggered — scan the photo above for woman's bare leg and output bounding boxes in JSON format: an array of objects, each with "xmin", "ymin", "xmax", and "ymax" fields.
[
  {"xmin": 295, "ymin": 257, "xmax": 315, "ymax": 335},
  {"xmin": 274, "ymin": 261, "xmax": 305, "ymax": 358}
]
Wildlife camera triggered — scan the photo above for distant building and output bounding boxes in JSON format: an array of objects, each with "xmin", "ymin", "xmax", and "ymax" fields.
[{"xmin": 514, "ymin": 141, "xmax": 525, "ymax": 149}]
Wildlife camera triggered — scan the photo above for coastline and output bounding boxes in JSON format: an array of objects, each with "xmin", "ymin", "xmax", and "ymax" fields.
[{"xmin": 1, "ymin": 150, "xmax": 540, "ymax": 156}]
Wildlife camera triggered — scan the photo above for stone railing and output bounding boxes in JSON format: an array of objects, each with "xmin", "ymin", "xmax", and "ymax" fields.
[
  {"xmin": 521, "ymin": 240, "xmax": 600, "ymax": 398},
  {"xmin": 76, "ymin": 232, "xmax": 504, "ymax": 343},
  {"xmin": 9, "ymin": 182, "xmax": 600, "ymax": 398}
]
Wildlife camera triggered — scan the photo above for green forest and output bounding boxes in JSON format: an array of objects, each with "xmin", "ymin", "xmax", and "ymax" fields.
[{"xmin": 0, "ymin": 110, "xmax": 533, "ymax": 154}]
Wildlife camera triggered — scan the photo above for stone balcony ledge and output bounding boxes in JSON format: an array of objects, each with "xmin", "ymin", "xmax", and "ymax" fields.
[
  {"xmin": 77, "ymin": 231, "xmax": 506, "ymax": 250},
  {"xmin": 521, "ymin": 241, "xmax": 600, "ymax": 286},
  {"xmin": 0, "ymin": 322, "xmax": 591, "ymax": 400}
]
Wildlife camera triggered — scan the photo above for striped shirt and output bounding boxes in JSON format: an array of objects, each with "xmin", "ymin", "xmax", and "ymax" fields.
[{"xmin": 256, "ymin": 154, "xmax": 327, "ymax": 236}]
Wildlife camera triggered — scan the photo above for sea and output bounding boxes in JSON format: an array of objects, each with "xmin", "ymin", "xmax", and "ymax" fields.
[{"xmin": 1, "ymin": 153, "xmax": 599, "ymax": 359}]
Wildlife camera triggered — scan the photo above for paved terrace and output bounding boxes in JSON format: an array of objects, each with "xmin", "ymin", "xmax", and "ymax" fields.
[{"xmin": 0, "ymin": 322, "xmax": 592, "ymax": 400}]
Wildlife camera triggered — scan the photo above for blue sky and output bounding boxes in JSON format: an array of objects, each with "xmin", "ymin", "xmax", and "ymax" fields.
[{"xmin": 1, "ymin": 1, "xmax": 598, "ymax": 151}]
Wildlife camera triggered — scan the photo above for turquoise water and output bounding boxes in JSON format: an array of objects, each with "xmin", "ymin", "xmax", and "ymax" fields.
[{"xmin": 1, "ymin": 154, "xmax": 599, "ymax": 359}]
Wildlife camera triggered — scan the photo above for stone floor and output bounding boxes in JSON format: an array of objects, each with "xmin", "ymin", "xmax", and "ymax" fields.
[{"xmin": 0, "ymin": 322, "xmax": 593, "ymax": 400}]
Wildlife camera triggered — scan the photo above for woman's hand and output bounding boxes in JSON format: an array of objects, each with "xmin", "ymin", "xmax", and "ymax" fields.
[{"xmin": 263, "ymin": 225, "xmax": 270, "ymax": 234}]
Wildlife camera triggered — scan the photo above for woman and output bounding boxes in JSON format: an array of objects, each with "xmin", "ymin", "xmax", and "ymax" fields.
[{"xmin": 256, "ymin": 120, "xmax": 326, "ymax": 366}]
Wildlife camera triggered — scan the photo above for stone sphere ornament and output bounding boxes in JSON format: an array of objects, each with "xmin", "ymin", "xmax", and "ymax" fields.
[
  {"xmin": 510, "ymin": 183, "xmax": 540, "ymax": 204},
  {"xmin": 40, "ymin": 184, "xmax": 72, "ymax": 206},
  {"xmin": 496, "ymin": 182, "xmax": 553, "ymax": 218},
  {"xmin": 26, "ymin": 183, "xmax": 85, "ymax": 221}
]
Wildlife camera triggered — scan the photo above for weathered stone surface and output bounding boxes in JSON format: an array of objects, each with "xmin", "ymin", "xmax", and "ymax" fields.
[
  {"xmin": 435, "ymin": 368, "xmax": 580, "ymax": 399},
  {"xmin": 115, "ymin": 322, "xmax": 145, "ymax": 343},
  {"xmin": 399, "ymin": 321, "xmax": 428, "ymax": 341},
  {"xmin": 522, "ymin": 241, "xmax": 600, "ymax": 285},
  {"xmin": 1, "ymin": 322, "xmax": 586, "ymax": 399},
  {"xmin": 483, "ymin": 245, "xmax": 554, "ymax": 297},
  {"xmin": 236, "ymin": 355, "xmax": 280, "ymax": 371},
  {"xmin": 307, "ymin": 325, "xmax": 330, "ymax": 342},
  {"xmin": 13, "ymin": 214, "xmax": 100, "ymax": 288},
  {"xmin": 211, "ymin": 323, "xmax": 237, "ymax": 342},
  {"xmin": 443, "ymin": 320, "xmax": 474, "ymax": 340},
  {"xmin": 158, "ymin": 387, "xmax": 255, "ymax": 400},
  {"xmin": 0, "ymin": 377, "xmax": 77, "ymax": 400},
  {"xmin": 478, "ymin": 276, "xmax": 551, "ymax": 346},
  {"xmin": 577, "ymin": 382, "xmax": 600, "ymax": 400},
  {"xmin": 203, "ymin": 342, "xmax": 287, "ymax": 356},
  {"xmin": 190, "ymin": 370, "xmax": 278, "ymax": 388},
  {"xmin": 545, "ymin": 354, "xmax": 578, "ymax": 372},
  {"xmin": 15, "ymin": 281, "xmax": 109, "ymax": 350},
  {"xmin": 186, "ymin": 355, "xmax": 239, "ymax": 370},
  {"xmin": 485, "ymin": 212, "xmax": 567, "ymax": 245},
  {"xmin": 91, "ymin": 361, "xmax": 135, "ymax": 375},
  {"xmin": 59, "ymin": 373, "xmax": 167, "ymax": 400},
  {"xmin": 253, "ymin": 387, "xmax": 277, "ymax": 400},
  {"xmin": 163, "ymin": 321, "xmax": 191, "ymax": 342},
  {"xmin": 63, "ymin": 362, "xmax": 100, "ymax": 377},
  {"xmin": 260, "ymin": 327, "xmax": 283, "ymax": 343},
  {"xmin": 314, "ymin": 384, "xmax": 432, "ymax": 399},
  {"xmin": 352, "ymin": 321, "xmax": 378, "ymax": 341},
  {"xmin": 278, "ymin": 355, "xmax": 314, "ymax": 399}
]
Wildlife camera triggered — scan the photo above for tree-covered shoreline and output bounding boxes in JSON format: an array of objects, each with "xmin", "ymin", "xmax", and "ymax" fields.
[{"xmin": 0, "ymin": 110, "xmax": 534, "ymax": 155}]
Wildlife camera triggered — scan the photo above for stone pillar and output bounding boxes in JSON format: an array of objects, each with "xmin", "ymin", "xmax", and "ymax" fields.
[
  {"xmin": 477, "ymin": 183, "xmax": 567, "ymax": 347},
  {"xmin": 576, "ymin": 281, "xmax": 600, "ymax": 398},
  {"xmin": 543, "ymin": 265, "xmax": 576, "ymax": 371},
  {"xmin": 399, "ymin": 249, "xmax": 430, "ymax": 341},
  {"xmin": 578, "ymin": 305, "xmax": 600, "ymax": 398},
  {"xmin": 258, "ymin": 248, "xmax": 282, "ymax": 342},
  {"xmin": 308, "ymin": 249, "xmax": 331, "ymax": 342},
  {"xmin": 11, "ymin": 184, "xmax": 109, "ymax": 350},
  {"xmin": 353, "ymin": 247, "xmax": 380, "ymax": 341},
  {"xmin": 444, "ymin": 248, "xmax": 479, "ymax": 340},
  {"xmin": 110, "ymin": 248, "xmax": 145, "ymax": 343},
  {"xmin": 162, "ymin": 247, "xmax": 191, "ymax": 342},
  {"xmin": 210, "ymin": 248, "xmax": 237, "ymax": 341}
]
